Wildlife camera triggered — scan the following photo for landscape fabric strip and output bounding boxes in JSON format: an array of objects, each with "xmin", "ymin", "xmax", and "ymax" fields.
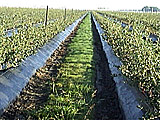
[
  {"xmin": 31, "ymin": 14, "xmax": 95, "ymax": 119},
  {"xmin": 91, "ymin": 14, "xmax": 144, "ymax": 120},
  {"xmin": 91, "ymin": 15, "xmax": 124, "ymax": 120},
  {"xmin": 0, "ymin": 13, "xmax": 87, "ymax": 116}
]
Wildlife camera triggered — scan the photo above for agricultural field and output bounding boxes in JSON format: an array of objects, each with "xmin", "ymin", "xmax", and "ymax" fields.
[
  {"xmin": 96, "ymin": 11, "xmax": 160, "ymax": 34},
  {"xmin": 0, "ymin": 6, "xmax": 159, "ymax": 120},
  {"xmin": 0, "ymin": 7, "xmax": 85, "ymax": 70},
  {"xmin": 93, "ymin": 11, "xmax": 159, "ymax": 119}
]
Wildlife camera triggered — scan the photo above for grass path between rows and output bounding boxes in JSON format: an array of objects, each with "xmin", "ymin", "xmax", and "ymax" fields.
[{"xmin": 33, "ymin": 14, "xmax": 95, "ymax": 120}]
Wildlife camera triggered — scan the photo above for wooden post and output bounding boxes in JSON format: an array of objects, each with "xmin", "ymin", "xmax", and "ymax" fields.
[
  {"xmin": 71, "ymin": 8, "xmax": 73, "ymax": 17},
  {"xmin": 64, "ymin": 8, "xmax": 66, "ymax": 20},
  {"xmin": 45, "ymin": 5, "xmax": 49, "ymax": 27}
]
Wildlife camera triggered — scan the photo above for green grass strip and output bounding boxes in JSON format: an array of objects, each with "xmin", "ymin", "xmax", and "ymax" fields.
[{"xmin": 34, "ymin": 14, "xmax": 95, "ymax": 120}]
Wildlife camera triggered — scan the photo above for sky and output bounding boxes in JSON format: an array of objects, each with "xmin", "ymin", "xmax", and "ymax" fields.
[{"xmin": 0, "ymin": 0, "xmax": 160, "ymax": 10}]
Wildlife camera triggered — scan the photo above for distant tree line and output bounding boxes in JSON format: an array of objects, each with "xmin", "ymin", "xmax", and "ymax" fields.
[{"xmin": 142, "ymin": 6, "xmax": 160, "ymax": 12}]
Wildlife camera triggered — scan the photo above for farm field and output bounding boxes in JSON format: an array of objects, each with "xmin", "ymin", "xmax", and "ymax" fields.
[
  {"xmin": 0, "ymin": 6, "xmax": 159, "ymax": 120},
  {"xmin": 93, "ymin": 11, "xmax": 159, "ymax": 119},
  {"xmin": 0, "ymin": 7, "xmax": 85, "ymax": 70}
]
